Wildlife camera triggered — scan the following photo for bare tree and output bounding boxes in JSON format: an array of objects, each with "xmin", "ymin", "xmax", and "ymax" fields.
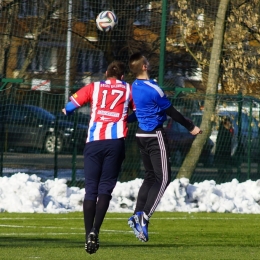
[
  {"xmin": 0, "ymin": 0, "xmax": 17, "ymax": 78},
  {"xmin": 17, "ymin": 0, "xmax": 63, "ymax": 79},
  {"xmin": 176, "ymin": 0, "xmax": 230, "ymax": 179}
]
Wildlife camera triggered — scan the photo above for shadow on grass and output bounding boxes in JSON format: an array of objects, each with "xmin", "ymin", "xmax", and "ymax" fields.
[
  {"xmin": 0, "ymin": 236, "xmax": 185, "ymax": 249},
  {"xmin": 0, "ymin": 236, "xmax": 82, "ymax": 248},
  {"xmin": 1, "ymin": 236, "xmax": 255, "ymax": 249}
]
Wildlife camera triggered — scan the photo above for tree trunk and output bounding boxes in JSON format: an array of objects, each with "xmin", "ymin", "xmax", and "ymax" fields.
[
  {"xmin": 0, "ymin": 2, "xmax": 16, "ymax": 77},
  {"xmin": 176, "ymin": 0, "xmax": 230, "ymax": 179}
]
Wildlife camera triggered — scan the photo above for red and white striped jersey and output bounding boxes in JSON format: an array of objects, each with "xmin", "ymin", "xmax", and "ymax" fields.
[{"xmin": 70, "ymin": 78, "xmax": 133, "ymax": 142}]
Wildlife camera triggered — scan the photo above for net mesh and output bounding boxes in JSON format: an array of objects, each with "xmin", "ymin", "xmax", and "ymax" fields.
[
  {"xmin": 0, "ymin": 0, "xmax": 260, "ymax": 185},
  {"xmin": 1, "ymin": 85, "xmax": 260, "ymax": 185},
  {"xmin": 0, "ymin": 1, "xmax": 259, "ymax": 92}
]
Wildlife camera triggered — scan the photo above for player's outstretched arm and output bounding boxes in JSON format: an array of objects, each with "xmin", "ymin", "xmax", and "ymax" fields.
[
  {"xmin": 190, "ymin": 126, "xmax": 202, "ymax": 135},
  {"xmin": 62, "ymin": 108, "xmax": 67, "ymax": 115},
  {"xmin": 165, "ymin": 105, "xmax": 202, "ymax": 135},
  {"xmin": 165, "ymin": 105, "xmax": 194, "ymax": 131},
  {"xmin": 62, "ymin": 101, "xmax": 77, "ymax": 116}
]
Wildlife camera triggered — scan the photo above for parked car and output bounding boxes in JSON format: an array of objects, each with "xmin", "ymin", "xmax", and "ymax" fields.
[
  {"xmin": 0, "ymin": 104, "xmax": 88, "ymax": 153},
  {"xmin": 55, "ymin": 111, "xmax": 90, "ymax": 127},
  {"xmin": 190, "ymin": 111, "xmax": 260, "ymax": 163},
  {"xmin": 164, "ymin": 118, "xmax": 214, "ymax": 166}
]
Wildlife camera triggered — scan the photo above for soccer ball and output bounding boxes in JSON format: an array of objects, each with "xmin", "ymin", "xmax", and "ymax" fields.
[{"xmin": 96, "ymin": 11, "xmax": 118, "ymax": 32}]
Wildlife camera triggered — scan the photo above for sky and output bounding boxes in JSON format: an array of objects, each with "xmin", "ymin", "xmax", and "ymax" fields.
[{"xmin": 1, "ymin": 172, "xmax": 260, "ymax": 214}]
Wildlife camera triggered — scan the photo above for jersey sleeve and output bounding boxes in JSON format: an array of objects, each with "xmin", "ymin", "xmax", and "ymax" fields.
[
  {"xmin": 70, "ymin": 83, "xmax": 94, "ymax": 107},
  {"xmin": 165, "ymin": 105, "xmax": 195, "ymax": 131},
  {"xmin": 154, "ymin": 89, "xmax": 172, "ymax": 110},
  {"xmin": 64, "ymin": 101, "xmax": 77, "ymax": 115},
  {"xmin": 128, "ymin": 89, "xmax": 136, "ymax": 111}
]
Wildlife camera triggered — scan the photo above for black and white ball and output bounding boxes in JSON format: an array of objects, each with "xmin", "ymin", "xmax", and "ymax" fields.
[{"xmin": 96, "ymin": 11, "xmax": 118, "ymax": 32}]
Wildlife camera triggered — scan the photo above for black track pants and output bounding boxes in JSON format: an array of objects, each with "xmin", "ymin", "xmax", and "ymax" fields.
[{"xmin": 134, "ymin": 127, "xmax": 171, "ymax": 218}]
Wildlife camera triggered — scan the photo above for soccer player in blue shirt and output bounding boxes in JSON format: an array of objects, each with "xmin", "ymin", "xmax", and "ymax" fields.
[{"xmin": 127, "ymin": 52, "xmax": 201, "ymax": 242}]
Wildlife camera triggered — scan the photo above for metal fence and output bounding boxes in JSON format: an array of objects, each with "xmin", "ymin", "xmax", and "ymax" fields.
[{"xmin": 1, "ymin": 84, "xmax": 260, "ymax": 186}]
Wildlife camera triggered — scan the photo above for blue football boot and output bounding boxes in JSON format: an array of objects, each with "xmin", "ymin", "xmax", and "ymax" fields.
[{"xmin": 128, "ymin": 211, "xmax": 149, "ymax": 242}]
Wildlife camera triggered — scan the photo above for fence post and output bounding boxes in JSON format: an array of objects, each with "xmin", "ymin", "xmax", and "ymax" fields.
[
  {"xmin": 236, "ymin": 93, "xmax": 243, "ymax": 181},
  {"xmin": 0, "ymin": 78, "xmax": 24, "ymax": 177},
  {"xmin": 0, "ymin": 99, "xmax": 7, "ymax": 177},
  {"xmin": 71, "ymin": 111, "xmax": 78, "ymax": 186},
  {"xmin": 0, "ymin": 123, "xmax": 3, "ymax": 177},
  {"xmin": 158, "ymin": 0, "xmax": 168, "ymax": 87},
  {"xmin": 247, "ymin": 99, "xmax": 253, "ymax": 179},
  {"xmin": 258, "ymin": 108, "xmax": 260, "ymax": 176},
  {"xmin": 54, "ymin": 116, "xmax": 58, "ymax": 179}
]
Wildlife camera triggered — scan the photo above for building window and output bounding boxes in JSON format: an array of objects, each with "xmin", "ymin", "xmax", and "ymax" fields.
[
  {"xmin": 77, "ymin": 49, "xmax": 106, "ymax": 74},
  {"xmin": 78, "ymin": 0, "xmax": 95, "ymax": 22},
  {"xmin": 77, "ymin": 0, "xmax": 109, "ymax": 22},
  {"xmin": 17, "ymin": 46, "xmax": 57, "ymax": 73},
  {"xmin": 19, "ymin": 0, "xmax": 43, "ymax": 17}
]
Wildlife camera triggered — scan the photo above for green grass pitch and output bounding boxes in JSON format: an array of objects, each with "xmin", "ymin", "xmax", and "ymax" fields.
[{"xmin": 0, "ymin": 212, "xmax": 260, "ymax": 260}]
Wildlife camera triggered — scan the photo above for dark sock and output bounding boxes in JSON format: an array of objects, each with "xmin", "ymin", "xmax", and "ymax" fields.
[
  {"xmin": 93, "ymin": 194, "xmax": 112, "ymax": 233},
  {"xmin": 83, "ymin": 200, "xmax": 96, "ymax": 236}
]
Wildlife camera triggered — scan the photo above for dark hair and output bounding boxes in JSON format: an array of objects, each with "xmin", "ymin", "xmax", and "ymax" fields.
[
  {"xmin": 106, "ymin": 61, "xmax": 125, "ymax": 79},
  {"xmin": 128, "ymin": 52, "xmax": 148, "ymax": 76},
  {"xmin": 222, "ymin": 117, "xmax": 231, "ymax": 125}
]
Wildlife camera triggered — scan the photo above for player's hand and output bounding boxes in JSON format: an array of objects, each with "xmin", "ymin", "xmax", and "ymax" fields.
[
  {"xmin": 62, "ymin": 108, "xmax": 66, "ymax": 115},
  {"xmin": 190, "ymin": 126, "xmax": 202, "ymax": 135}
]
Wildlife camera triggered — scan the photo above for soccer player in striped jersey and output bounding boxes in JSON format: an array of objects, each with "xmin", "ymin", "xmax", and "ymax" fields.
[
  {"xmin": 127, "ymin": 52, "xmax": 201, "ymax": 242},
  {"xmin": 62, "ymin": 61, "xmax": 133, "ymax": 254}
]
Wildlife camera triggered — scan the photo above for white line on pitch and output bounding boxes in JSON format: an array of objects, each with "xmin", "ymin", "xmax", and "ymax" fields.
[
  {"xmin": 0, "ymin": 224, "xmax": 84, "ymax": 229},
  {"xmin": 0, "ymin": 230, "xmax": 153, "ymax": 236},
  {"xmin": 0, "ymin": 233, "xmax": 85, "ymax": 236},
  {"xmin": 0, "ymin": 217, "xmax": 253, "ymax": 221},
  {"xmin": 0, "ymin": 218, "xmax": 84, "ymax": 220},
  {"xmin": 106, "ymin": 217, "xmax": 250, "ymax": 220}
]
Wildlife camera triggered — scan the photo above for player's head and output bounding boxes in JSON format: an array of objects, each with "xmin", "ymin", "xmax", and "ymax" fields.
[
  {"xmin": 106, "ymin": 61, "xmax": 125, "ymax": 80},
  {"xmin": 128, "ymin": 52, "xmax": 149, "ymax": 76},
  {"xmin": 223, "ymin": 117, "xmax": 232, "ymax": 129}
]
